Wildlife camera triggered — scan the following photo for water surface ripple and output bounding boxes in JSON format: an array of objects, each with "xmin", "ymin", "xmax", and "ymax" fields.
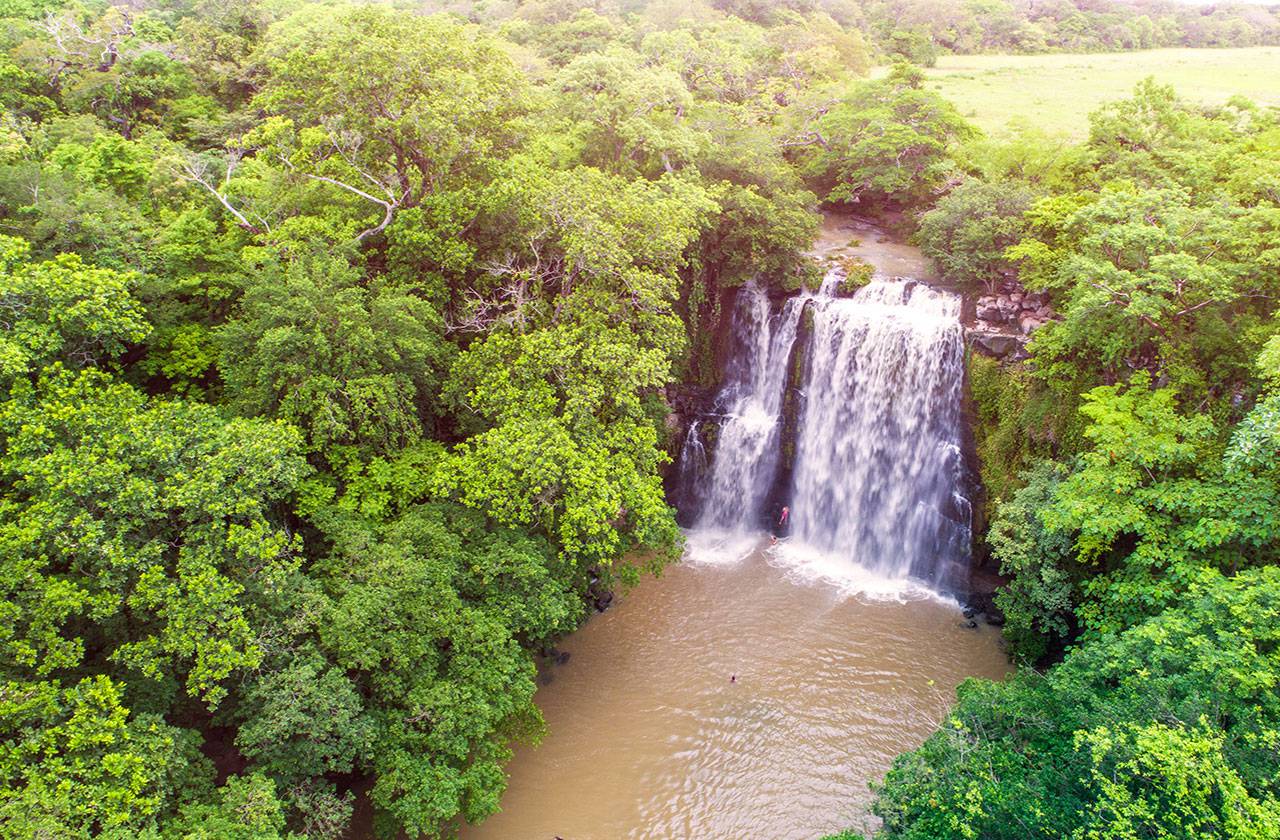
[{"xmin": 462, "ymin": 545, "xmax": 1009, "ymax": 840}]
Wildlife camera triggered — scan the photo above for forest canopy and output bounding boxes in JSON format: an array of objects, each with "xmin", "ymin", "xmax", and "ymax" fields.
[{"xmin": 2, "ymin": 0, "xmax": 1280, "ymax": 837}]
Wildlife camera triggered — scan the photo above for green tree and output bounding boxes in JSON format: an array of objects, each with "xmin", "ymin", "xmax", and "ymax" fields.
[
  {"xmin": 1073, "ymin": 722, "xmax": 1280, "ymax": 840},
  {"xmin": 917, "ymin": 179, "xmax": 1033, "ymax": 292},
  {"xmin": 442, "ymin": 166, "xmax": 714, "ymax": 571},
  {"xmin": 163, "ymin": 773, "xmax": 301, "ymax": 840},
  {"xmin": 554, "ymin": 48, "xmax": 705, "ymax": 179},
  {"xmin": 0, "ymin": 237, "xmax": 149, "ymax": 385},
  {"xmin": 1043, "ymin": 373, "xmax": 1279, "ymax": 636},
  {"xmin": 1012, "ymin": 183, "xmax": 1258, "ymax": 401},
  {"xmin": 219, "ymin": 250, "xmax": 451, "ymax": 460},
  {"xmin": 988, "ymin": 461, "xmax": 1075, "ymax": 662},
  {"xmin": 846, "ymin": 567, "xmax": 1280, "ymax": 840},
  {"xmin": 0, "ymin": 675, "xmax": 213, "ymax": 839},
  {"xmin": 242, "ymin": 7, "xmax": 527, "ymax": 243},
  {"xmin": 789, "ymin": 63, "xmax": 973, "ymax": 212},
  {"xmin": 311, "ymin": 502, "xmax": 580, "ymax": 837},
  {"xmin": 0, "ymin": 370, "xmax": 308, "ymax": 707},
  {"xmin": 233, "ymin": 649, "xmax": 374, "ymax": 786}
]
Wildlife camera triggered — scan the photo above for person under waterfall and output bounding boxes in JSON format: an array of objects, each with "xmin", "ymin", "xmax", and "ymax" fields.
[{"xmin": 770, "ymin": 505, "xmax": 790, "ymax": 545}]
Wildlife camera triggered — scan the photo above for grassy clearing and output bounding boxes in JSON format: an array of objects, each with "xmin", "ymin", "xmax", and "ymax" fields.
[{"xmin": 895, "ymin": 47, "xmax": 1280, "ymax": 138}]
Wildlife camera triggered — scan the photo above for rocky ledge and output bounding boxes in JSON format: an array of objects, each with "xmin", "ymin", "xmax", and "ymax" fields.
[{"xmin": 966, "ymin": 281, "xmax": 1054, "ymax": 362}]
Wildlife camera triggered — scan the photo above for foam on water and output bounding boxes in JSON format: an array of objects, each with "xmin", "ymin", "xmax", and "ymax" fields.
[
  {"xmin": 682, "ymin": 529, "xmax": 955, "ymax": 605},
  {"xmin": 767, "ymin": 540, "xmax": 957, "ymax": 605},
  {"xmin": 682, "ymin": 528, "xmax": 765, "ymax": 567}
]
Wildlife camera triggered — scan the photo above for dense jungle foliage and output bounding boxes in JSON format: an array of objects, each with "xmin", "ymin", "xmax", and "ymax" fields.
[
  {"xmin": 853, "ymin": 46, "xmax": 1280, "ymax": 840},
  {"xmin": 1, "ymin": 0, "xmax": 1279, "ymax": 837}
]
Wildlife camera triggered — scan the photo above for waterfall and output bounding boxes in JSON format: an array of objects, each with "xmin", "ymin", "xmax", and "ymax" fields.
[
  {"xmin": 786, "ymin": 279, "xmax": 970, "ymax": 591},
  {"xmin": 694, "ymin": 283, "xmax": 805, "ymax": 532},
  {"xmin": 681, "ymin": 276, "xmax": 972, "ymax": 593},
  {"xmin": 671, "ymin": 421, "xmax": 708, "ymax": 522}
]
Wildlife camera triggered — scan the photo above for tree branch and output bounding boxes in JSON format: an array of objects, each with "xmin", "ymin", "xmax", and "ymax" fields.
[
  {"xmin": 177, "ymin": 152, "xmax": 266, "ymax": 235},
  {"xmin": 781, "ymin": 131, "xmax": 830, "ymax": 150}
]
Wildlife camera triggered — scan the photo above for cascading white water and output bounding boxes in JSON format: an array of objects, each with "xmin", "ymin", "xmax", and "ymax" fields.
[
  {"xmin": 684, "ymin": 275, "xmax": 971, "ymax": 592},
  {"xmin": 785, "ymin": 278, "xmax": 970, "ymax": 590},
  {"xmin": 696, "ymin": 283, "xmax": 804, "ymax": 531}
]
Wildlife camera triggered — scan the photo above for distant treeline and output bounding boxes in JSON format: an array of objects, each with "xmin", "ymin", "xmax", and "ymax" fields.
[
  {"xmin": 423, "ymin": 0, "xmax": 1280, "ymax": 62},
  {"xmin": 851, "ymin": 0, "xmax": 1280, "ymax": 62}
]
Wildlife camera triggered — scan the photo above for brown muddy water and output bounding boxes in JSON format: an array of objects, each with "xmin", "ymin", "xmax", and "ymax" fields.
[{"xmin": 460, "ymin": 536, "xmax": 1009, "ymax": 840}]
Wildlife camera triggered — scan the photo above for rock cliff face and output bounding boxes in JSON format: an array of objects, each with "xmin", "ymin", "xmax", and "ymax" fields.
[{"xmin": 965, "ymin": 280, "xmax": 1055, "ymax": 361}]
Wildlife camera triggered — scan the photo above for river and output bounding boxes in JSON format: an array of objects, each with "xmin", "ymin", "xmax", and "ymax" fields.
[
  {"xmin": 463, "ymin": 214, "xmax": 1008, "ymax": 839},
  {"xmin": 461, "ymin": 543, "xmax": 1009, "ymax": 840}
]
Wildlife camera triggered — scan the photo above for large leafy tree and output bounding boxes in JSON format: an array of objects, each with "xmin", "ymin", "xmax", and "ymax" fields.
[
  {"xmin": 837, "ymin": 567, "xmax": 1280, "ymax": 840},
  {"xmin": 0, "ymin": 674, "xmax": 213, "ymax": 838},
  {"xmin": 162, "ymin": 773, "xmax": 302, "ymax": 840},
  {"xmin": 1011, "ymin": 183, "xmax": 1264, "ymax": 400},
  {"xmin": 219, "ymin": 249, "xmax": 451, "ymax": 460},
  {"xmin": 1004, "ymin": 83, "xmax": 1280, "ymax": 409},
  {"xmin": 788, "ymin": 62, "xmax": 973, "ymax": 211},
  {"xmin": 917, "ymin": 178, "xmax": 1034, "ymax": 292},
  {"xmin": 443, "ymin": 166, "xmax": 715, "ymax": 572},
  {"xmin": 0, "ymin": 236, "xmax": 149, "ymax": 384},
  {"xmin": 0, "ymin": 368, "xmax": 309, "ymax": 706},
  {"xmin": 989, "ymin": 371, "xmax": 1280, "ymax": 660},
  {"xmin": 553, "ymin": 48, "xmax": 705, "ymax": 178},
  {"xmin": 238, "ymin": 7, "xmax": 528, "ymax": 243},
  {"xmin": 310, "ymin": 502, "xmax": 580, "ymax": 837}
]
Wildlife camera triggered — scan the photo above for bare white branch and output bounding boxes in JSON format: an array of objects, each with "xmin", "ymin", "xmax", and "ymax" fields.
[{"xmin": 177, "ymin": 151, "xmax": 267, "ymax": 235}]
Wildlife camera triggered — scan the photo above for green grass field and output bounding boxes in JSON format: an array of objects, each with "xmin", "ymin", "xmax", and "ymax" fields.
[{"xmin": 901, "ymin": 47, "xmax": 1280, "ymax": 138}]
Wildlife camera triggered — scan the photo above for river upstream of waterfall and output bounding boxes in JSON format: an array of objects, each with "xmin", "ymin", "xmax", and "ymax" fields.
[{"xmin": 459, "ymin": 213, "xmax": 1010, "ymax": 840}]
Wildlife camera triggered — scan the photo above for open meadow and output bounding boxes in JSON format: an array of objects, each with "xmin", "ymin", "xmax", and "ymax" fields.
[{"xmin": 909, "ymin": 47, "xmax": 1280, "ymax": 137}]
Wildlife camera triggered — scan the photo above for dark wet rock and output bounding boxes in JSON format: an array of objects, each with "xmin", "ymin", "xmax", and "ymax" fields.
[
  {"xmin": 962, "ymin": 607, "xmax": 977, "ymax": 619},
  {"xmin": 963, "ymin": 619, "xmax": 979, "ymax": 630},
  {"xmin": 964, "ymin": 565, "xmax": 1006, "ymax": 616},
  {"xmin": 764, "ymin": 297, "xmax": 815, "ymax": 521},
  {"xmin": 555, "ymin": 651, "xmax": 571, "ymax": 666},
  {"xmin": 661, "ymin": 386, "xmax": 717, "ymax": 430},
  {"xmin": 587, "ymin": 568, "xmax": 616, "ymax": 613}
]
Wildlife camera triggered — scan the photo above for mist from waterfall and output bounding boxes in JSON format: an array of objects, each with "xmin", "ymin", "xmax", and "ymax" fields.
[{"xmin": 681, "ymin": 276, "xmax": 972, "ymax": 594}]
